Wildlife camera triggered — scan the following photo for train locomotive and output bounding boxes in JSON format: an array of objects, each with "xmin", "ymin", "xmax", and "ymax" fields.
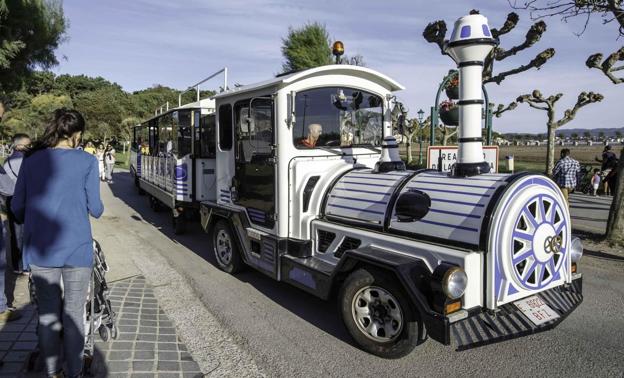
[{"xmin": 131, "ymin": 12, "xmax": 583, "ymax": 358}]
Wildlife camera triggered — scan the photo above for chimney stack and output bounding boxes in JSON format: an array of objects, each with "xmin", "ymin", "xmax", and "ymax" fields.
[{"xmin": 444, "ymin": 11, "xmax": 498, "ymax": 176}]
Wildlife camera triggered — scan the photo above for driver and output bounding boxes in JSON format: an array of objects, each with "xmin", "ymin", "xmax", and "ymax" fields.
[{"xmin": 299, "ymin": 123, "xmax": 322, "ymax": 148}]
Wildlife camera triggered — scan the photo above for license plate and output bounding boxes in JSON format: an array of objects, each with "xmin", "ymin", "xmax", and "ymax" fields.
[{"xmin": 514, "ymin": 295, "xmax": 560, "ymax": 326}]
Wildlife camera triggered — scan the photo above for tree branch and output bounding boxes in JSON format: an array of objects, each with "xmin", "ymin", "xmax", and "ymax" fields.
[
  {"xmin": 491, "ymin": 12, "xmax": 520, "ymax": 38},
  {"xmin": 494, "ymin": 21, "xmax": 547, "ymax": 61},
  {"xmin": 485, "ymin": 48, "xmax": 555, "ymax": 84},
  {"xmin": 554, "ymin": 91, "xmax": 604, "ymax": 128},
  {"xmin": 586, "ymin": 46, "xmax": 624, "ymax": 84},
  {"xmin": 492, "ymin": 101, "xmax": 518, "ymax": 117},
  {"xmin": 422, "ymin": 20, "xmax": 447, "ymax": 54}
]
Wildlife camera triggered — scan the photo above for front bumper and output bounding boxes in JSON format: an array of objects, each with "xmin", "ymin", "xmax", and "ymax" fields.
[{"xmin": 447, "ymin": 276, "xmax": 583, "ymax": 351}]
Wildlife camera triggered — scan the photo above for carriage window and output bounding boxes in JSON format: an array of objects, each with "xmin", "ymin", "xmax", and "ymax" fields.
[
  {"xmin": 175, "ymin": 110, "xmax": 192, "ymax": 157},
  {"xmin": 235, "ymin": 99, "xmax": 273, "ymax": 163},
  {"xmin": 293, "ymin": 87, "xmax": 383, "ymax": 149},
  {"xmin": 219, "ymin": 104, "xmax": 233, "ymax": 150},
  {"xmin": 158, "ymin": 114, "xmax": 174, "ymax": 156},
  {"xmin": 200, "ymin": 114, "xmax": 216, "ymax": 158}
]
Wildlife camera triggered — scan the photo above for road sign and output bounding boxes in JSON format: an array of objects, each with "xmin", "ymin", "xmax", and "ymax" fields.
[{"xmin": 427, "ymin": 146, "xmax": 499, "ymax": 173}]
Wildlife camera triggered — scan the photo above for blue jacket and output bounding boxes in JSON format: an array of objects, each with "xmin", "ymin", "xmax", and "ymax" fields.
[{"xmin": 11, "ymin": 148, "xmax": 104, "ymax": 268}]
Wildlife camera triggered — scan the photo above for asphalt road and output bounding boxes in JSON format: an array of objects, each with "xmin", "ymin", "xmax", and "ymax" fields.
[
  {"xmin": 105, "ymin": 171, "xmax": 624, "ymax": 377},
  {"xmin": 569, "ymin": 193, "xmax": 611, "ymax": 235}
]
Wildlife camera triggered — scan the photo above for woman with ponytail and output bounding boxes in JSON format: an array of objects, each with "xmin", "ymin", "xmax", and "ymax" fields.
[{"xmin": 12, "ymin": 108, "xmax": 104, "ymax": 378}]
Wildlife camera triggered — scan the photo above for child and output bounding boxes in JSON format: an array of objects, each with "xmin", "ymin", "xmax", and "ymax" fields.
[{"xmin": 591, "ymin": 169, "xmax": 601, "ymax": 196}]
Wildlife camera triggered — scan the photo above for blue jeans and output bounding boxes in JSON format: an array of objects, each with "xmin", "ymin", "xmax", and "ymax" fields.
[
  {"xmin": 0, "ymin": 221, "xmax": 7, "ymax": 313},
  {"xmin": 30, "ymin": 265, "xmax": 92, "ymax": 377}
]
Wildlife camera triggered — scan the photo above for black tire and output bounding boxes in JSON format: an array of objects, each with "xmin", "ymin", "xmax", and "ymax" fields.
[
  {"xmin": 148, "ymin": 196, "xmax": 162, "ymax": 212},
  {"xmin": 173, "ymin": 214, "xmax": 186, "ymax": 235},
  {"xmin": 211, "ymin": 219, "xmax": 243, "ymax": 274},
  {"xmin": 339, "ymin": 268, "xmax": 421, "ymax": 358}
]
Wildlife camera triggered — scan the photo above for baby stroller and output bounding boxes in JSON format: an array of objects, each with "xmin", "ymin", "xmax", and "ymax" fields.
[{"xmin": 27, "ymin": 239, "xmax": 118, "ymax": 375}]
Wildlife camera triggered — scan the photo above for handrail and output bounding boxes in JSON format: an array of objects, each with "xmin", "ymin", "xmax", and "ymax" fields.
[{"xmin": 178, "ymin": 67, "xmax": 228, "ymax": 107}]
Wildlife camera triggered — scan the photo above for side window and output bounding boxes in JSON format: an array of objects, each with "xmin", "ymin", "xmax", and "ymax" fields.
[
  {"xmin": 235, "ymin": 99, "xmax": 273, "ymax": 163},
  {"xmin": 218, "ymin": 104, "xmax": 233, "ymax": 150},
  {"xmin": 177, "ymin": 110, "xmax": 192, "ymax": 157},
  {"xmin": 200, "ymin": 114, "xmax": 216, "ymax": 158}
]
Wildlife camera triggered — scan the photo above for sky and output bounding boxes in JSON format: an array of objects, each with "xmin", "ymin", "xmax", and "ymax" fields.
[{"xmin": 54, "ymin": 0, "xmax": 622, "ymax": 134}]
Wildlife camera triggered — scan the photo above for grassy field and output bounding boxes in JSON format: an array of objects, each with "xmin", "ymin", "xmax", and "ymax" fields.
[{"xmin": 400, "ymin": 144, "xmax": 612, "ymax": 173}]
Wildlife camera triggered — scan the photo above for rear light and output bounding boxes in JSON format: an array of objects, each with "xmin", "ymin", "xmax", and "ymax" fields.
[{"xmin": 571, "ymin": 262, "xmax": 577, "ymax": 274}]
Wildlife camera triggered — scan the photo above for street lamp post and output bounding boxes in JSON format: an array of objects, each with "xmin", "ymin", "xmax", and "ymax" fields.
[{"xmin": 417, "ymin": 109, "xmax": 425, "ymax": 165}]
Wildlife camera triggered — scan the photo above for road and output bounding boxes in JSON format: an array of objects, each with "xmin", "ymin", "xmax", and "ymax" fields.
[
  {"xmin": 102, "ymin": 171, "xmax": 624, "ymax": 377},
  {"xmin": 569, "ymin": 192, "xmax": 611, "ymax": 235}
]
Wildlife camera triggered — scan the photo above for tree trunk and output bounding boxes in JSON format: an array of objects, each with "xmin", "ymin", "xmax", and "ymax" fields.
[
  {"xmin": 406, "ymin": 132, "xmax": 414, "ymax": 163},
  {"xmin": 546, "ymin": 123, "xmax": 556, "ymax": 175},
  {"xmin": 606, "ymin": 148, "xmax": 624, "ymax": 244}
]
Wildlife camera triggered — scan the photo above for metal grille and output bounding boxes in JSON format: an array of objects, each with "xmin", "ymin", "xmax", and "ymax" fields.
[
  {"xmin": 317, "ymin": 230, "xmax": 336, "ymax": 253},
  {"xmin": 334, "ymin": 237, "xmax": 361, "ymax": 258}
]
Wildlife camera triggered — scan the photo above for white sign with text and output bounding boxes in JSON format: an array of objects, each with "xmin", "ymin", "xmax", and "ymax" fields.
[{"xmin": 427, "ymin": 146, "xmax": 499, "ymax": 173}]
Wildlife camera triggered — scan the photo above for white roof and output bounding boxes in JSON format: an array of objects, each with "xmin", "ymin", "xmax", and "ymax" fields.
[
  {"xmin": 177, "ymin": 98, "xmax": 215, "ymax": 109},
  {"xmin": 213, "ymin": 65, "xmax": 404, "ymax": 99}
]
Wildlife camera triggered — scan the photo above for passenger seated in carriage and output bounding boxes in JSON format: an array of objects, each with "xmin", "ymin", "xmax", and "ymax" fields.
[{"xmin": 298, "ymin": 123, "xmax": 322, "ymax": 148}]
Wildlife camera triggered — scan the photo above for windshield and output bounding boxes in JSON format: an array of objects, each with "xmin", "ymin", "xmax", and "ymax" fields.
[{"xmin": 293, "ymin": 87, "xmax": 383, "ymax": 149}]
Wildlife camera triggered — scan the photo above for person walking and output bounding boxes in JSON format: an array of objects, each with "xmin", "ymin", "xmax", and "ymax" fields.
[
  {"xmin": 3, "ymin": 134, "xmax": 31, "ymax": 274},
  {"xmin": 591, "ymin": 168, "xmax": 601, "ymax": 196},
  {"xmin": 0, "ymin": 165, "xmax": 22, "ymax": 323},
  {"xmin": 552, "ymin": 148, "xmax": 581, "ymax": 204},
  {"xmin": 595, "ymin": 145, "xmax": 618, "ymax": 195},
  {"xmin": 11, "ymin": 109, "xmax": 104, "ymax": 378},
  {"xmin": 96, "ymin": 144, "xmax": 105, "ymax": 181},
  {"xmin": 104, "ymin": 144, "xmax": 116, "ymax": 183},
  {"xmin": 83, "ymin": 141, "xmax": 96, "ymax": 155},
  {"xmin": 3, "ymin": 133, "xmax": 31, "ymax": 274}
]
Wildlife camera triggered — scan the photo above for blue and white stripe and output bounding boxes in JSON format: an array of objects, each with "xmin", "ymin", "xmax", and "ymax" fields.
[
  {"xmin": 325, "ymin": 169, "xmax": 411, "ymax": 225},
  {"xmin": 390, "ymin": 171, "xmax": 508, "ymax": 245}
]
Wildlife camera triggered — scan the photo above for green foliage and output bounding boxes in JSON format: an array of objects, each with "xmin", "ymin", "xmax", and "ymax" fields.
[
  {"xmin": 281, "ymin": 22, "xmax": 332, "ymax": 72},
  {"xmin": 0, "ymin": 0, "xmax": 67, "ymax": 93}
]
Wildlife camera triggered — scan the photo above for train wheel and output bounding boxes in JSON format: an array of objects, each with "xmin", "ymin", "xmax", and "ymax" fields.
[
  {"xmin": 212, "ymin": 220, "xmax": 243, "ymax": 274},
  {"xmin": 339, "ymin": 268, "xmax": 421, "ymax": 359}
]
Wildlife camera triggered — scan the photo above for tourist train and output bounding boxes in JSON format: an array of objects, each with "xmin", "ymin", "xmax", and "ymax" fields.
[{"xmin": 129, "ymin": 12, "xmax": 583, "ymax": 357}]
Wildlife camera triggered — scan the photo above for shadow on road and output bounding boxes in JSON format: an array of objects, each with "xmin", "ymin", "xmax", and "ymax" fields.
[{"xmin": 107, "ymin": 172, "xmax": 354, "ymax": 347}]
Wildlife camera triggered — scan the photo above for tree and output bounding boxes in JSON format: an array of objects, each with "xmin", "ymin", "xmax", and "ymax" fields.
[
  {"xmin": 281, "ymin": 23, "xmax": 332, "ymax": 73},
  {"xmin": 513, "ymin": 0, "xmax": 624, "ymax": 243},
  {"xmin": 616, "ymin": 131, "xmax": 623, "ymax": 139},
  {"xmin": 423, "ymin": 12, "xmax": 555, "ymax": 85},
  {"xmin": 599, "ymin": 131, "xmax": 606, "ymax": 140},
  {"xmin": 516, "ymin": 90, "xmax": 603, "ymax": 174},
  {"xmin": 0, "ymin": 0, "xmax": 67, "ymax": 97},
  {"xmin": 583, "ymin": 131, "xmax": 591, "ymax": 139},
  {"xmin": 514, "ymin": 1, "xmax": 624, "ymax": 83}
]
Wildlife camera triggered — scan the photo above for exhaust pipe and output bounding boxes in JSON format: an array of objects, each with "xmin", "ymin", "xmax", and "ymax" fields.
[{"xmin": 444, "ymin": 11, "xmax": 498, "ymax": 177}]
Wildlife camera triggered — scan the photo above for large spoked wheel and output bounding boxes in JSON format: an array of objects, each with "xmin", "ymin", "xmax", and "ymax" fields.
[
  {"xmin": 339, "ymin": 269, "xmax": 421, "ymax": 358},
  {"xmin": 212, "ymin": 220, "xmax": 243, "ymax": 274}
]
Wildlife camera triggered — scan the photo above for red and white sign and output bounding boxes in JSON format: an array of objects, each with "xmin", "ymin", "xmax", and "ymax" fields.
[{"xmin": 427, "ymin": 146, "xmax": 499, "ymax": 173}]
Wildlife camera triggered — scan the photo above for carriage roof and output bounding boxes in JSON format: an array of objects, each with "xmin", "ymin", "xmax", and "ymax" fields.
[{"xmin": 212, "ymin": 65, "xmax": 405, "ymax": 100}]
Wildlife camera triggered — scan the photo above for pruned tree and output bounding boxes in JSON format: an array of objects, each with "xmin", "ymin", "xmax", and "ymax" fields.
[
  {"xmin": 513, "ymin": 1, "xmax": 624, "ymax": 85},
  {"xmin": 437, "ymin": 124, "xmax": 457, "ymax": 146},
  {"xmin": 339, "ymin": 54, "xmax": 366, "ymax": 67},
  {"xmin": 403, "ymin": 117, "xmax": 431, "ymax": 164},
  {"xmin": 516, "ymin": 90, "xmax": 604, "ymax": 174},
  {"xmin": 423, "ymin": 12, "xmax": 555, "ymax": 85}
]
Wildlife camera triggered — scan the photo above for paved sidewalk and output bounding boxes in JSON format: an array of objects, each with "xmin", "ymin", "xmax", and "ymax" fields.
[{"xmin": 0, "ymin": 274, "xmax": 203, "ymax": 377}]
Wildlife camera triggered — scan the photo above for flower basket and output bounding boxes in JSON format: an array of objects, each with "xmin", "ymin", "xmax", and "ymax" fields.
[
  {"xmin": 445, "ymin": 86, "xmax": 459, "ymax": 100},
  {"xmin": 439, "ymin": 107, "xmax": 459, "ymax": 126}
]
